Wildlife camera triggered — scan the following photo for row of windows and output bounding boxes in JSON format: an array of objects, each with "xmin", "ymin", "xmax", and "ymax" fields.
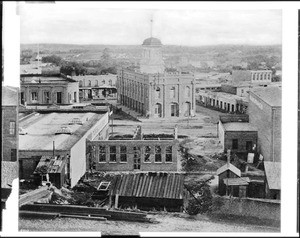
[
  {"xmin": 96, "ymin": 145, "xmax": 173, "ymax": 163},
  {"xmin": 232, "ymin": 139, "xmax": 253, "ymax": 151},
  {"xmin": 155, "ymin": 86, "xmax": 191, "ymax": 99},
  {"xmin": 252, "ymin": 73, "xmax": 271, "ymax": 81},
  {"xmin": 80, "ymin": 79, "xmax": 113, "ymax": 87}
]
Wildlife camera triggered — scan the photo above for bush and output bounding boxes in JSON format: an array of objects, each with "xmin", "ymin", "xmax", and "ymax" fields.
[{"xmin": 185, "ymin": 179, "xmax": 213, "ymax": 215}]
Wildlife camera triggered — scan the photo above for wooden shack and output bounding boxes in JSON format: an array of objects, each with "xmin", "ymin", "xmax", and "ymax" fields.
[
  {"xmin": 33, "ymin": 155, "xmax": 69, "ymax": 188},
  {"xmin": 109, "ymin": 172, "xmax": 184, "ymax": 211}
]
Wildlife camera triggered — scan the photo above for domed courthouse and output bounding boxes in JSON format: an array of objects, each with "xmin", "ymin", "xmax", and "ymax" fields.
[{"xmin": 117, "ymin": 37, "xmax": 196, "ymax": 118}]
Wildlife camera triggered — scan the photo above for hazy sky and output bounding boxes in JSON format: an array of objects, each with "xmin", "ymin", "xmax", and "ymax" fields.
[{"xmin": 20, "ymin": 2, "xmax": 282, "ymax": 46}]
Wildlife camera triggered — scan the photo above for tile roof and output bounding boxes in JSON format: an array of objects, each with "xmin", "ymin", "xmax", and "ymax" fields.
[
  {"xmin": 109, "ymin": 172, "xmax": 184, "ymax": 200},
  {"xmin": 223, "ymin": 122, "xmax": 257, "ymax": 132},
  {"xmin": 217, "ymin": 163, "xmax": 241, "ymax": 177},
  {"xmin": 2, "ymin": 86, "xmax": 19, "ymax": 106},
  {"xmin": 264, "ymin": 161, "xmax": 281, "ymax": 190},
  {"xmin": 250, "ymin": 86, "xmax": 282, "ymax": 107}
]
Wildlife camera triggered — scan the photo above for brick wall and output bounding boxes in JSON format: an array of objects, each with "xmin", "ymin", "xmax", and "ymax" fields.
[
  {"xmin": 87, "ymin": 139, "xmax": 179, "ymax": 172},
  {"xmin": 223, "ymin": 131, "xmax": 257, "ymax": 153},
  {"xmin": 221, "ymin": 84, "xmax": 237, "ymax": 95},
  {"xmin": 2, "ymin": 106, "xmax": 19, "ymax": 162}
]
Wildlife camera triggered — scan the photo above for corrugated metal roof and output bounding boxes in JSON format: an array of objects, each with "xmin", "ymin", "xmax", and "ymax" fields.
[
  {"xmin": 109, "ymin": 173, "xmax": 184, "ymax": 200},
  {"xmin": 34, "ymin": 155, "xmax": 67, "ymax": 174},
  {"xmin": 264, "ymin": 161, "xmax": 281, "ymax": 190},
  {"xmin": 223, "ymin": 177, "xmax": 250, "ymax": 186}
]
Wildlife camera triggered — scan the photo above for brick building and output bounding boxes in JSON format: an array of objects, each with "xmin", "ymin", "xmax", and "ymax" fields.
[
  {"xmin": 248, "ymin": 86, "xmax": 281, "ymax": 163},
  {"xmin": 218, "ymin": 115, "xmax": 258, "ymax": 153},
  {"xmin": 19, "ymin": 111, "xmax": 109, "ymax": 187},
  {"xmin": 72, "ymin": 74, "xmax": 117, "ymax": 101},
  {"xmin": 87, "ymin": 126, "xmax": 179, "ymax": 172},
  {"xmin": 1, "ymin": 86, "xmax": 19, "ymax": 220},
  {"xmin": 198, "ymin": 90, "xmax": 248, "ymax": 113},
  {"xmin": 117, "ymin": 37, "xmax": 196, "ymax": 118},
  {"xmin": 232, "ymin": 70, "xmax": 272, "ymax": 85},
  {"xmin": 20, "ymin": 73, "xmax": 79, "ymax": 105}
]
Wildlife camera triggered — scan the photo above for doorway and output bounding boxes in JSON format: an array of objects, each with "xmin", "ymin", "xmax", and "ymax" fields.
[{"xmin": 56, "ymin": 92, "xmax": 62, "ymax": 104}]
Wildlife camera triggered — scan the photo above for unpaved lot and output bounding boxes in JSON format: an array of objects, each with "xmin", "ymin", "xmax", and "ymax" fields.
[{"xmin": 19, "ymin": 212, "xmax": 280, "ymax": 234}]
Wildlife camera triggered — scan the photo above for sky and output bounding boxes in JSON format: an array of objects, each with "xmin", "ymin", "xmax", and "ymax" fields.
[{"xmin": 19, "ymin": 2, "xmax": 282, "ymax": 46}]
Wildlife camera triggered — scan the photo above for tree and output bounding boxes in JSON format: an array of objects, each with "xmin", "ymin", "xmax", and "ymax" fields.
[
  {"xmin": 185, "ymin": 178, "xmax": 214, "ymax": 215},
  {"xmin": 42, "ymin": 55, "xmax": 62, "ymax": 66}
]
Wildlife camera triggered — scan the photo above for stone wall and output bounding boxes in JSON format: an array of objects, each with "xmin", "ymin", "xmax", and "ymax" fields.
[{"xmin": 212, "ymin": 195, "xmax": 280, "ymax": 221}]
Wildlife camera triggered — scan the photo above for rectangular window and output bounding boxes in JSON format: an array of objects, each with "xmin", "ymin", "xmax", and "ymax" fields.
[
  {"xmin": 120, "ymin": 146, "xmax": 127, "ymax": 163},
  {"xmin": 155, "ymin": 146, "xmax": 162, "ymax": 163},
  {"xmin": 232, "ymin": 139, "xmax": 238, "ymax": 150},
  {"xmin": 11, "ymin": 149, "xmax": 17, "ymax": 162},
  {"xmin": 31, "ymin": 92, "xmax": 38, "ymax": 101},
  {"xmin": 144, "ymin": 146, "xmax": 151, "ymax": 163},
  {"xmin": 9, "ymin": 121, "xmax": 16, "ymax": 135},
  {"xmin": 109, "ymin": 146, "xmax": 117, "ymax": 162},
  {"xmin": 166, "ymin": 146, "xmax": 173, "ymax": 163},
  {"xmin": 99, "ymin": 146, "xmax": 106, "ymax": 163}
]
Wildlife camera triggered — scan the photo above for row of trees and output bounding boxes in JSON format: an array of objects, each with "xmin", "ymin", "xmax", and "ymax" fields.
[{"xmin": 42, "ymin": 48, "xmax": 117, "ymax": 76}]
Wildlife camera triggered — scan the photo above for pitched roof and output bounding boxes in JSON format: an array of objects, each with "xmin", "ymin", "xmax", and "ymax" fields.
[
  {"xmin": 250, "ymin": 86, "xmax": 282, "ymax": 107},
  {"xmin": 217, "ymin": 163, "xmax": 241, "ymax": 177},
  {"xmin": 109, "ymin": 172, "xmax": 184, "ymax": 200},
  {"xmin": 264, "ymin": 161, "xmax": 281, "ymax": 190}
]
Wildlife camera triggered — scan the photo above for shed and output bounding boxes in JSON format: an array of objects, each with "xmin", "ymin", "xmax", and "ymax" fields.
[
  {"xmin": 33, "ymin": 155, "xmax": 69, "ymax": 188},
  {"xmin": 109, "ymin": 172, "xmax": 184, "ymax": 211},
  {"xmin": 217, "ymin": 163, "xmax": 241, "ymax": 196}
]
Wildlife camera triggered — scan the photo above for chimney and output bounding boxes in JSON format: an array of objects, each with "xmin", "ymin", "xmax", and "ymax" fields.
[
  {"xmin": 227, "ymin": 149, "xmax": 231, "ymax": 164},
  {"xmin": 174, "ymin": 125, "xmax": 178, "ymax": 139}
]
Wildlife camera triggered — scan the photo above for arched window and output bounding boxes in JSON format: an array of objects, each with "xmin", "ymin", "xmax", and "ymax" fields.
[
  {"xmin": 155, "ymin": 87, "xmax": 161, "ymax": 99},
  {"xmin": 95, "ymin": 80, "xmax": 99, "ymax": 86},
  {"xmin": 102, "ymin": 80, "xmax": 106, "ymax": 85},
  {"xmin": 264, "ymin": 74, "xmax": 266, "ymax": 80},
  {"xmin": 185, "ymin": 86, "xmax": 190, "ymax": 98},
  {"xmin": 109, "ymin": 79, "xmax": 112, "ymax": 86},
  {"xmin": 88, "ymin": 80, "xmax": 91, "ymax": 86},
  {"xmin": 79, "ymin": 80, "xmax": 83, "ymax": 87},
  {"xmin": 260, "ymin": 74, "xmax": 262, "ymax": 80},
  {"xmin": 170, "ymin": 86, "xmax": 175, "ymax": 98}
]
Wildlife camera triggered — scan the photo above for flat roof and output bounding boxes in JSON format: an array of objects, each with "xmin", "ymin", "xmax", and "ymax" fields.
[
  {"xmin": 250, "ymin": 86, "xmax": 282, "ymax": 107},
  {"xmin": 19, "ymin": 112, "xmax": 106, "ymax": 151},
  {"xmin": 223, "ymin": 122, "xmax": 257, "ymax": 131},
  {"xmin": 21, "ymin": 74, "xmax": 77, "ymax": 83}
]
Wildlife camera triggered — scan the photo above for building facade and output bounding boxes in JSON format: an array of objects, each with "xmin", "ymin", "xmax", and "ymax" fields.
[
  {"xmin": 232, "ymin": 70, "xmax": 272, "ymax": 85},
  {"xmin": 197, "ymin": 90, "xmax": 248, "ymax": 113},
  {"xmin": 1, "ymin": 86, "xmax": 19, "ymax": 187},
  {"xmin": 117, "ymin": 37, "xmax": 196, "ymax": 118},
  {"xmin": 72, "ymin": 74, "xmax": 117, "ymax": 101},
  {"xmin": 87, "ymin": 126, "xmax": 179, "ymax": 172},
  {"xmin": 20, "ymin": 73, "xmax": 79, "ymax": 105},
  {"xmin": 19, "ymin": 111, "xmax": 109, "ymax": 187},
  {"xmin": 248, "ymin": 87, "xmax": 281, "ymax": 162}
]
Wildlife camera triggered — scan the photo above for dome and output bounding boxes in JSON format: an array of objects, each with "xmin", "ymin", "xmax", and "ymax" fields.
[{"xmin": 142, "ymin": 37, "xmax": 162, "ymax": 46}]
